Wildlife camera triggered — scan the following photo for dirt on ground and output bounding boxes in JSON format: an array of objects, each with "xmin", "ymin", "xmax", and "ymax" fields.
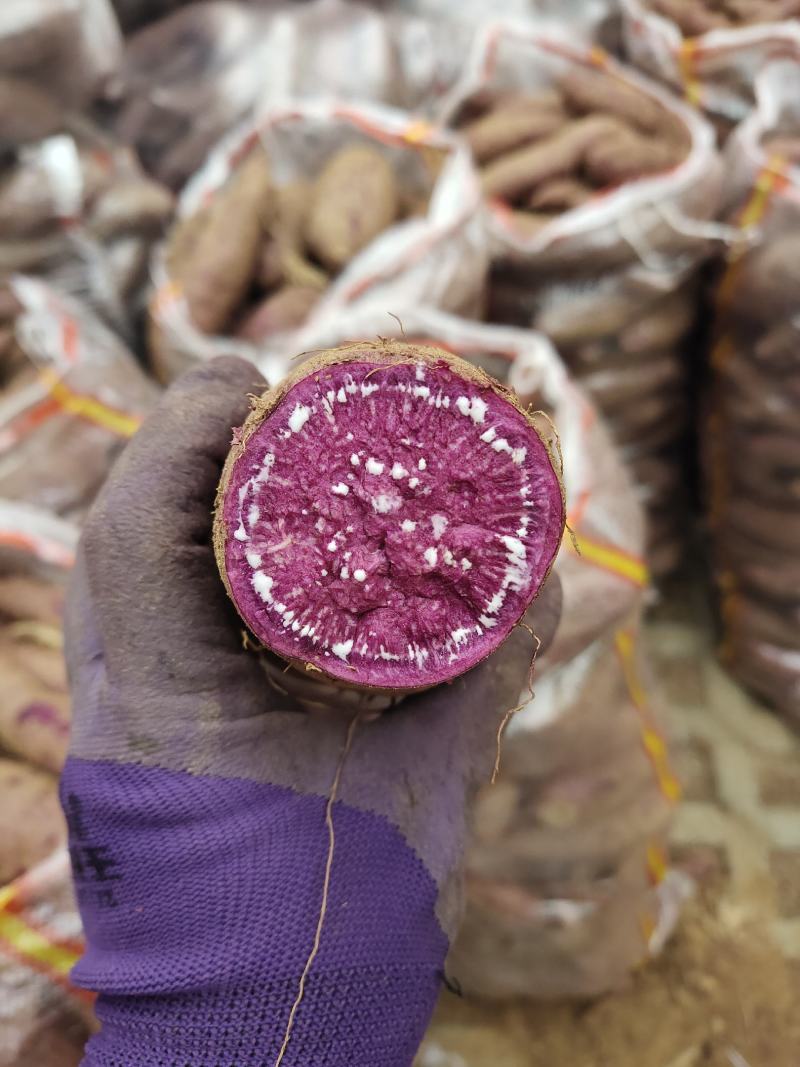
[{"xmin": 417, "ymin": 893, "xmax": 800, "ymax": 1067}]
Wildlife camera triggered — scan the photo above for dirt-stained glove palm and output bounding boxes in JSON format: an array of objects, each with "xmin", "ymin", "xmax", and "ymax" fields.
[{"xmin": 61, "ymin": 357, "xmax": 561, "ymax": 1067}]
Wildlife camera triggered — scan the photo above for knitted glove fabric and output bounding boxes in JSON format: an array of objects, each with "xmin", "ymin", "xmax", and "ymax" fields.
[{"xmin": 61, "ymin": 357, "xmax": 561, "ymax": 1067}]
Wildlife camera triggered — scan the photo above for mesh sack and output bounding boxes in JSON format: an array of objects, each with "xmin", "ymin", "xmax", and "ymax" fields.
[
  {"xmin": 437, "ymin": 26, "xmax": 726, "ymax": 579},
  {"xmin": 706, "ymin": 59, "xmax": 800, "ymax": 723}
]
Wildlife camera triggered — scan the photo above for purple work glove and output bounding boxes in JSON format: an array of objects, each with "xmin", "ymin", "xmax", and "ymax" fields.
[{"xmin": 61, "ymin": 357, "xmax": 561, "ymax": 1067}]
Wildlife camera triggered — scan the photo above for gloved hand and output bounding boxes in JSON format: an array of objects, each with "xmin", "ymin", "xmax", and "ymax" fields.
[{"xmin": 61, "ymin": 357, "xmax": 561, "ymax": 1067}]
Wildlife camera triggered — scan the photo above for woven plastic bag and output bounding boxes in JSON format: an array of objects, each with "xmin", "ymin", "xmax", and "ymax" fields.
[
  {"xmin": 706, "ymin": 59, "xmax": 800, "ymax": 724},
  {"xmin": 0, "ymin": 277, "xmax": 160, "ymax": 522},
  {"xmin": 436, "ymin": 26, "xmax": 726, "ymax": 579},
  {"xmin": 0, "ymin": 0, "xmax": 121, "ymax": 109},
  {"xmin": 620, "ymin": 0, "xmax": 800, "ymax": 138},
  {"xmin": 0, "ymin": 850, "xmax": 91, "ymax": 1067},
  {"xmin": 0, "ymin": 117, "xmax": 173, "ymax": 325},
  {"xmin": 104, "ymin": 0, "xmax": 471, "ymax": 191},
  {"xmin": 148, "ymin": 101, "xmax": 486, "ymax": 383}
]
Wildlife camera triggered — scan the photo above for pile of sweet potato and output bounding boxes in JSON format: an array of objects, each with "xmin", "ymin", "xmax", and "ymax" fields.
[
  {"xmin": 709, "ymin": 226, "xmax": 800, "ymax": 723},
  {"xmin": 0, "ymin": 561, "xmax": 69, "ymax": 883},
  {"xmin": 0, "ymin": 89, "xmax": 173, "ymax": 309},
  {"xmin": 646, "ymin": 0, "xmax": 800, "ymax": 33},
  {"xmin": 150, "ymin": 140, "xmax": 429, "ymax": 381},
  {"xmin": 0, "ymin": 280, "xmax": 160, "ymax": 520},
  {"xmin": 458, "ymin": 67, "xmax": 690, "ymax": 236},
  {"xmin": 453, "ymin": 66, "xmax": 699, "ymax": 578}
]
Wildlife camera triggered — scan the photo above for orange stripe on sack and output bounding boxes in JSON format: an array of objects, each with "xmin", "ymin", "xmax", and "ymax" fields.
[
  {"xmin": 38, "ymin": 370, "xmax": 141, "ymax": 438},
  {"xmin": 0, "ymin": 396, "xmax": 62, "ymax": 448},
  {"xmin": 646, "ymin": 841, "xmax": 668, "ymax": 886},
  {"xmin": 615, "ymin": 629, "xmax": 682, "ymax": 805},
  {"xmin": 717, "ymin": 156, "xmax": 790, "ymax": 310},
  {"xmin": 0, "ymin": 902, "xmax": 90, "ymax": 1003},
  {"xmin": 678, "ymin": 39, "xmax": 703, "ymax": 108},
  {"xmin": 0, "ymin": 530, "xmax": 75, "ymax": 568},
  {"xmin": 567, "ymin": 532, "xmax": 649, "ymax": 588}
]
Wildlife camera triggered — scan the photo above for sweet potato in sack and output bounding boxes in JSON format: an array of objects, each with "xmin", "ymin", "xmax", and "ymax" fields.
[
  {"xmin": 620, "ymin": 0, "xmax": 800, "ymax": 137},
  {"xmin": 0, "ymin": 0, "xmax": 120, "ymax": 109},
  {"xmin": 440, "ymin": 31, "xmax": 721, "ymax": 579},
  {"xmin": 450, "ymin": 626, "xmax": 678, "ymax": 1000},
  {"xmin": 0, "ymin": 278, "xmax": 160, "ymax": 522},
  {"xmin": 0, "ymin": 629, "xmax": 69, "ymax": 773},
  {"xmin": 0, "ymin": 850, "xmax": 91, "ymax": 1066},
  {"xmin": 706, "ymin": 61, "xmax": 800, "ymax": 724},
  {"xmin": 0, "ymin": 758, "xmax": 66, "ymax": 882},
  {"xmin": 149, "ymin": 101, "xmax": 486, "ymax": 385},
  {"xmin": 104, "ymin": 1, "xmax": 469, "ymax": 190}
]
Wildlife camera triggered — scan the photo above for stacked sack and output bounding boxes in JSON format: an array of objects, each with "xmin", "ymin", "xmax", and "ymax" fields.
[
  {"xmin": 438, "ymin": 27, "xmax": 724, "ymax": 579},
  {"xmin": 0, "ymin": 503, "xmax": 74, "ymax": 887},
  {"xmin": 0, "ymin": 284, "xmax": 160, "ymax": 1062},
  {"xmin": 0, "ymin": 95, "xmax": 173, "ymax": 324},
  {"xmin": 707, "ymin": 59, "xmax": 800, "ymax": 724},
  {"xmin": 259, "ymin": 306, "xmax": 683, "ymax": 1000},
  {"xmin": 0, "ymin": 277, "xmax": 160, "ymax": 521},
  {"xmin": 148, "ymin": 100, "xmax": 486, "ymax": 382},
  {"xmin": 100, "ymin": 0, "xmax": 471, "ymax": 192},
  {"xmin": 0, "ymin": 0, "xmax": 121, "ymax": 110},
  {"xmin": 620, "ymin": 0, "xmax": 800, "ymax": 140}
]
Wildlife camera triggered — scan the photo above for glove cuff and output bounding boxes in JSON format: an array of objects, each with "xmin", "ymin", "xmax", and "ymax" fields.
[{"xmin": 82, "ymin": 966, "xmax": 441, "ymax": 1067}]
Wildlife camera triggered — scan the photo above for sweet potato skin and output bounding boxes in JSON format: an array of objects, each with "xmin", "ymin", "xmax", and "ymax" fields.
[
  {"xmin": 177, "ymin": 151, "xmax": 273, "ymax": 335},
  {"xmin": 304, "ymin": 144, "xmax": 399, "ymax": 271}
]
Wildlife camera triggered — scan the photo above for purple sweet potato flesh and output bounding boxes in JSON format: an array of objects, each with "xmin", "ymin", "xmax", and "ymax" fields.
[{"xmin": 218, "ymin": 354, "xmax": 564, "ymax": 690}]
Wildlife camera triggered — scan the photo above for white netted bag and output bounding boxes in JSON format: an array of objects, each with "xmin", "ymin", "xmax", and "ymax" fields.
[
  {"xmin": 620, "ymin": 0, "xmax": 800, "ymax": 133},
  {"xmin": 434, "ymin": 25, "xmax": 728, "ymax": 578},
  {"xmin": 0, "ymin": 0, "xmax": 121, "ymax": 108},
  {"xmin": 149, "ymin": 101, "xmax": 487, "ymax": 383}
]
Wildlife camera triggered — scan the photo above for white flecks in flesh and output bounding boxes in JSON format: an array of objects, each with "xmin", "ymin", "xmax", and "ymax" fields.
[
  {"xmin": 456, "ymin": 395, "xmax": 488, "ymax": 424},
  {"xmin": 372, "ymin": 494, "xmax": 400, "ymax": 514},
  {"xmin": 230, "ymin": 361, "xmax": 548, "ymax": 683},
  {"xmin": 252, "ymin": 571, "xmax": 273, "ymax": 602},
  {"xmin": 288, "ymin": 403, "xmax": 312, "ymax": 434},
  {"xmin": 431, "ymin": 514, "xmax": 448, "ymax": 540}
]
